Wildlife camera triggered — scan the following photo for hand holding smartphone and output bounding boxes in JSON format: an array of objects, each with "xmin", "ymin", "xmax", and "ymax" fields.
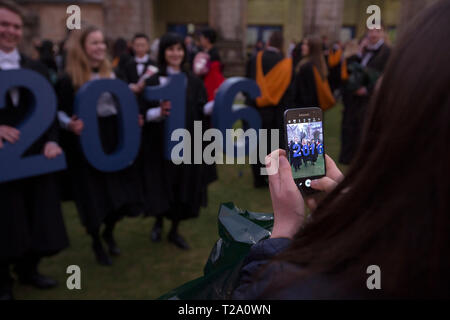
[{"xmin": 284, "ymin": 107, "xmax": 326, "ymax": 195}]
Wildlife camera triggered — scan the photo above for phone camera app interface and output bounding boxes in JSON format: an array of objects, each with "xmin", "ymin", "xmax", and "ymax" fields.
[{"xmin": 286, "ymin": 116, "xmax": 325, "ymax": 180}]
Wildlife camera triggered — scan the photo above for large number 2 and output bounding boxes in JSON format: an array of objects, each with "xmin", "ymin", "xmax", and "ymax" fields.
[
  {"xmin": 0, "ymin": 69, "xmax": 67, "ymax": 183},
  {"xmin": 74, "ymin": 79, "xmax": 141, "ymax": 172}
]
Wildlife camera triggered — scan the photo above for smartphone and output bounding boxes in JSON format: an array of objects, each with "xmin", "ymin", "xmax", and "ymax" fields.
[{"xmin": 284, "ymin": 107, "xmax": 326, "ymax": 195}]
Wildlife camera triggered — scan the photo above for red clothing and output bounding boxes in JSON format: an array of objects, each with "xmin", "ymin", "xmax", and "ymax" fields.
[{"xmin": 204, "ymin": 61, "xmax": 225, "ymax": 101}]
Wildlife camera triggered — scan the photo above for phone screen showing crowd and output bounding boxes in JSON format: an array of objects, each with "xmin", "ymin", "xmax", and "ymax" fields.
[{"xmin": 286, "ymin": 114, "xmax": 325, "ymax": 180}]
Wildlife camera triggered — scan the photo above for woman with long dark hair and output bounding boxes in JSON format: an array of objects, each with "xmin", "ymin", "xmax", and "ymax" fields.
[
  {"xmin": 233, "ymin": 0, "xmax": 450, "ymax": 299},
  {"xmin": 293, "ymin": 35, "xmax": 335, "ymax": 110},
  {"xmin": 55, "ymin": 26, "xmax": 143, "ymax": 266},
  {"xmin": 142, "ymin": 33, "xmax": 209, "ymax": 250}
]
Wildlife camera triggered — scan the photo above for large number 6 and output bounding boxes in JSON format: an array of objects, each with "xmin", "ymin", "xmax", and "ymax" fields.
[
  {"xmin": 0, "ymin": 69, "xmax": 66, "ymax": 183},
  {"xmin": 212, "ymin": 77, "xmax": 261, "ymax": 157},
  {"xmin": 74, "ymin": 79, "xmax": 141, "ymax": 172}
]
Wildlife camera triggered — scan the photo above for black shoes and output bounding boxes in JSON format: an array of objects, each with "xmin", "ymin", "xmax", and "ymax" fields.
[
  {"xmin": 92, "ymin": 241, "xmax": 112, "ymax": 266},
  {"xmin": 102, "ymin": 230, "xmax": 121, "ymax": 256},
  {"xmin": 151, "ymin": 218, "xmax": 190, "ymax": 250},
  {"xmin": 168, "ymin": 232, "xmax": 190, "ymax": 250},
  {"xmin": 18, "ymin": 273, "xmax": 58, "ymax": 289}
]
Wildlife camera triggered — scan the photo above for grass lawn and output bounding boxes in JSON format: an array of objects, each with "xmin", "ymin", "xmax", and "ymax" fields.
[
  {"xmin": 291, "ymin": 154, "xmax": 325, "ymax": 179},
  {"xmin": 16, "ymin": 104, "xmax": 345, "ymax": 300}
]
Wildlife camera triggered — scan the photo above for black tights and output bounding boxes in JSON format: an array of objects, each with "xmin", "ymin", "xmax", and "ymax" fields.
[
  {"xmin": 88, "ymin": 213, "xmax": 121, "ymax": 243},
  {"xmin": 155, "ymin": 216, "xmax": 179, "ymax": 234}
]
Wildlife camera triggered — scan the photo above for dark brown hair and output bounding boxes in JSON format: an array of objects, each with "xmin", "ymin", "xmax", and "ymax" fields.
[
  {"xmin": 297, "ymin": 35, "xmax": 328, "ymax": 79},
  {"xmin": 0, "ymin": 0, "xmax": 24, "ymax": 21},
  {"xmin": 268, "ymin": 31, "xmax": 284, "ymax": 52},
  {"xmin": 272, "ymin": 0, "xmax": 450, "ymax": 298}
]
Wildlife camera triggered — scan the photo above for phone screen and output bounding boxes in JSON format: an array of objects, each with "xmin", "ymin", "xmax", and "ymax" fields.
[{"xmin": 285, "ymin": 107, "xmax": 326, "ymax": 194}]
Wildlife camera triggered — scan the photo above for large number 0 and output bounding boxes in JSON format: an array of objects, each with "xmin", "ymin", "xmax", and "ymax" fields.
[
  {"xmin": 212, "ymin": 77, "xmax": 261, "ymax": 156},
  {"xmin": 143, "ymin": 74, "xmax": 186, "ymax": 160},
  {"xmin": 0, "ymin": 69, "xmax": 67, "ymax": 183},
  {"xmin": 74, "ymin": 79, "xmax": 141, "ymax": 172}
]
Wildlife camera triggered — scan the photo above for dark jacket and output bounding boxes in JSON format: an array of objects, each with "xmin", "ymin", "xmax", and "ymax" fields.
[{"xmin": 232, "ymin": 238, "xmax": 368, "ymax": 300}]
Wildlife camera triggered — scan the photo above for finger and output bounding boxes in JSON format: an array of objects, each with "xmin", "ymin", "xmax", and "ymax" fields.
[
  {"xmin": 266, "ymin": 154, "xmax": 281, "ymax": 192},
  {"xmin": 324, "ymin": 154, "xmax": 344, "ymax": 182},
  {"xmin": 8, "ymin": 127, "xmax": 20, "ymax": 136},
  {"xmin": 278, "ymin": 153, "xmax": 293, "ymax": 183},
  {"xmin": 44, "ymin": 147, "xmax": 51, "ymax": 159},
  {"xmin": 3, "ymin": 133, "xmax": 18, "ymax": 143},
  {"xmin": 310, "ymin": 176, "xmax": 338, "ymax": 192},
  {"xmin": 54, "ymin": 148, "xmax": 62, "ymax": 157},
  {"xmin": 4, "ymin": 128, "xmax": 20, "ymax": 140},
  {"xmin": 304, "ymin": 197, "xmax": 318, "ymax": 211}
]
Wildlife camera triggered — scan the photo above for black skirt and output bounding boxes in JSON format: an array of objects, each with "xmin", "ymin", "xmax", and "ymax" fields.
[
  {"xmin": 140, "ymin": 122, "xmax": 171, "ymax": 218},
  {"xmin": 63, "ymin": 115, "xmax": 144, "ymax": 233},
  {"xmin": 140, "ymin": 123, "xmax": 205, "ymax": 221},
  {"xmin": 0, "ymin": 173, "xmax": 69, "ymax": 262}
]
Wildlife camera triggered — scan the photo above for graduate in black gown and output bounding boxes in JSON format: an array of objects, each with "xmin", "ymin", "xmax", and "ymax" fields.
[
  {"xmin": 119, "ymin": 33, "xmax": 157, "ymax": 91},
  {"xmin": 142, "ymin": 33, "xmax": 209, "ymax": 250},
  {"xmin": 0, "ymin": 1, "xmax": 68, "ymax": 300},
  {"xmin": 294, "ymin": 36, "xmax": 335, "ymax": 110},
  {"xmin": 246, "ymin": 31, "xmax": 294, "ymax": 188},
  {"xmin": 339, "ymin": 29, "xmax": 390, "ymax": 164},
  {"xmin": 55, "ymin": 26, "xmax": 143, "ymax": 266}
]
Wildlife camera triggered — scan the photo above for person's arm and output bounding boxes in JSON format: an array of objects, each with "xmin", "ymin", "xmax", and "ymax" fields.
[
  {"xmin": 232, "ymin": 238, "xmax": 292, "ymax": 300},
  {"xmin": 232, "ymin": 150, "xmax": 344, "ymax": 299}
]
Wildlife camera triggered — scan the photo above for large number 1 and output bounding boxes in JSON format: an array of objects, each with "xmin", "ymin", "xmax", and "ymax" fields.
[
  {"xmin": 143, "ymin": 74, "xmax": 186, "ymax": 160},
  {"xmin": 0, "ymin": 69, "xmax": 67, "ymax": 183}
]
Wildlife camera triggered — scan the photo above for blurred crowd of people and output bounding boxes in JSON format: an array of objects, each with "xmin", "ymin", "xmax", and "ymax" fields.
[
  {"xmin": 0, "ymin": 0, "xmax": 227, "ymax": 300},
  {"xmin": 245, "ymin": 26, "xmax": 390, "ymax": 187}
]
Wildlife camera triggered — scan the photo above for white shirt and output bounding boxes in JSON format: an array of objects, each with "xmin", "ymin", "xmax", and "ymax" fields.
[
  {"xmin": 0, "ymin": 48, "xmax": 20, "ymax": 106},
  {"xmin": 361, "ymin": 39, "xmax": 384, "ymax": 67},
  {"xmin": 135, "ymin": 54, "xmax": 149, "ymax": 76},
  {"xmin": 145, "ymin": 66, "xmax": 181, "ymax": 122},
  {"xmin": 145, "ymin": 66, "xmax": 214, "ymax": 122}
]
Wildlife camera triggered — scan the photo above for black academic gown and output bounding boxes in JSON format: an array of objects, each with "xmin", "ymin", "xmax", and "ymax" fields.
[
  {"xmin": 0, "ymin": 54, "xmax": 69, "ymax": 264},
  {"xmin": 293, "ymin": 61, "xmax": 319, "ymax": 108},
  {"xmin": 246, "ymin": 49, "xmax": 294, "ymax": 186},
  {"xmin": 142, "ymin": 71, "xmax": 207, "ymax": 221},
  {"xmin": 55, "ymin": 71, "xmax": 144, "ymax": 234},
  {"xmin": 339, "ymin": 44, "xmax": 391, "ymax": 164},
  {"xmin": 120, "ymin": 57, "xmax": 156, "ymax": 85}
]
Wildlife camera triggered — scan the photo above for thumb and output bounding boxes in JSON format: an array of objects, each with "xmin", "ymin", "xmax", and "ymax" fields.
[{"xmin": 310, "ymin": 176, "xmax": 338, "ymax": 193}]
